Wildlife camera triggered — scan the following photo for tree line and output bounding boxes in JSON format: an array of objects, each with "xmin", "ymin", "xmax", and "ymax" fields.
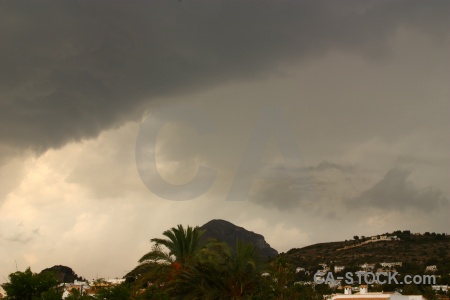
[{"xmin": 1, "ymin": 224, "xmax": 328, "ymax": 299}]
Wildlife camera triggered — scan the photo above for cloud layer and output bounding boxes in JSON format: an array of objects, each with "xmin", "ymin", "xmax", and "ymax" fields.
[
  {"xmin": 1, "ymin": 0, "xmax": 449, "ymax": 153},
  {"xmin": 349, "ymin": 167, "xmax": 448, "ymax": 212},
  {"xmin": 0, "ymin": 0, "xmax": 449, "ymax": 282}
]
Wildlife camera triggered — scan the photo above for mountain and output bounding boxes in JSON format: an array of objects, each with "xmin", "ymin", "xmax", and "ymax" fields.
[
  {"xmin": 40, "ymin": 265, "xmax": 84, "ymax": 283},
  {"xmin": 283, "ymin": 232, "xmax": 450, "ymax": 275},
  {"xmin": 199, "ymin": 219, "xmax": 278, "ymax": 259}
]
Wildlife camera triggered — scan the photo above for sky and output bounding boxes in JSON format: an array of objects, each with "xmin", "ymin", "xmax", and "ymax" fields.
[{"xmin": 0, "ymin": 0, "xmax": 449, "ymax": 281}]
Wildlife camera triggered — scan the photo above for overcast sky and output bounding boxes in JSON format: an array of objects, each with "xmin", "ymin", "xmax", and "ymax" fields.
[{"xmin": 0, "ymin": 0, "xmax": 449, "ymax": 281}]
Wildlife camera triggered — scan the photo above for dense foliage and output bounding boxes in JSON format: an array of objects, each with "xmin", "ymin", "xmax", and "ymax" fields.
[
  {"xmin": 127, "ymin": 224, "xmax": 331, "ymax": 299},
  {"xmin": 2, "ymin": 267, "xmax": 61, "ymax": 300},
  {"xmin": 2, "ymin": 227, "xmax": 447, "ymax": 299}
]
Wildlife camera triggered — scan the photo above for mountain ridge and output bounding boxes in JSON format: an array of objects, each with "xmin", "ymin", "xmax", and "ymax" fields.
[
  {"xmin": 282, "ymin": 231, "xmax": 450, "ymax": 276},
  {"xmin": 199, "ymin": 219, "xmax": 279, "ymax": 259}
]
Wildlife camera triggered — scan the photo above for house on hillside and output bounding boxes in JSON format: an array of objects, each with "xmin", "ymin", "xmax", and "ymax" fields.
[
  {"xmin": 331, "ymin": 285, "xmax": 425, "ymax": 300},
  {"xmin": 61, "ymin": 280, "xmax": 91, "ymax": 299},
  {"xmin": 106, "ymin": 278, "xmax": 125, "ymax": 285},
  {"xmin": 381, "ymin": 262, "xmax": 402, "ymax": 268},
  {"xmin": 334, "ymin": 266, "xmax": 345, "ymax": 273},
  {"xmin": 432, "ymin": 285, "xmax": 448, "ymax": 292},
  {"xmin": 425, "ymin": 265, "xmax": 438, "ymax": 272},
  {"xmin": 359, "ymin": 263, "xmax": 375, "ymax": 271}
]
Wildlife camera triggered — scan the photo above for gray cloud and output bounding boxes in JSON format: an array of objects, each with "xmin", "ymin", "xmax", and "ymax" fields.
[
  {"xmin": 308, "ymin": 160, "xmax": 354, "ymax": 173},
  {"xmin": 4, "ymin": 226, "xmax": 40, "ymax": 244},
  {"xmin": 0, "ymin": 0, "xmax": 449, "ymax": 280},
  {"xmin": 249, "ymin": 160, "xmax": 354, "ymax": 211},
  {"xmin": 1, "ymin": 0, "xmax": 449, "ymax": 154},
  {"xmin": 395, "ymin": 155, "xmax": 447, "ymax": 167},
  {"xmin": 348, "ymin": 167, "xmax": 448, "ymax": 212},
  {"xmin": 249, "ymin": 172, "xmax": 316, "ymax": 211}
]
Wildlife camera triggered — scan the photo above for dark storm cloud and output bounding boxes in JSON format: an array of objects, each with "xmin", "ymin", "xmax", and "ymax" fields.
[
  {"xmin": 249, "ymin": 160, "xmax": 353, "ymax": 211},
  {"xmin": 249, "ymin": 171, "xmax": 316, "ymax": 211},
  {"xmin": 348, "ymin": 167, "xmax": 448, "ymax": 212},
  {"xmin": 1, "ymin": 0, "xmax": 449, "ymax": 153}
]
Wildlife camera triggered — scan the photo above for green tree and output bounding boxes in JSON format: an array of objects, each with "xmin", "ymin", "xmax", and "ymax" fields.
[
  {"xmin": 402, "ymin": 284, "xmax": 420, "ymax": 295},
  {"xmin": 133, "ymin": 225, "xmax": 206, "ymax": 296},
  {"xmin": 134, "ymin": 225, "xmax": 269, "ymax": 299},
  {"xmin": 41, "ymin": 288, "xmax": 65, "ymax": 300},
  {"xmin": 221, "ymin": 240, "xmax": 263, "ymax": 298},
  {"xmin": 2, "ymin": 267, "xmax": 60, "ymax": 300},
  {"xmin": 267, "ymin": 256, "xmax": 295, "ymax": 299},
  {"xmin": 92, "ymin": 283, "xmax": 130, "ymax": 300},
  {"xmin": 421, "ymin": 286, "xmax": 438, "ymax": 300},
  {"xmin": 139, "ymin": 224, "xmax": 205, "ymax": 266},
  {"xmin": 174, "ymin": 240, "xmax": 265, "ymax": 299},
  {"xmin": 133, "ymin": 285, "xmax": 170, "ymax": 300}
]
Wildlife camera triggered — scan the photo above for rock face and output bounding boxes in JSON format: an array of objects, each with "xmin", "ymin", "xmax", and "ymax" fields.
[{"xmin": 199, "ymin": 219, "xmax": 278, "ymax": 259}]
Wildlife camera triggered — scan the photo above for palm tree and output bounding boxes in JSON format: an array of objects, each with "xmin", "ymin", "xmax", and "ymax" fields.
[
  {"xmin": 222, "ymin": 240, "xmax": 263, "ymax": 298},
  {"xmin": 134, "ymin": 224, "xmax": 206, "ymax": 296},
  {"xmin": 139, "ymin": 224, "xmax": 205, "ymax": 266},
  {"xmin": 134, "ymin": 225, "xmax": 267, "ymax": 299},
  {"xmin": 173, "ymin": 240, "xmax": 265, "ymax": 299}
]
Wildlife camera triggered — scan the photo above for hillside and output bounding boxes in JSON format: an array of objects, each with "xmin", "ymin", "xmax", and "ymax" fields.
[
  {"xmin": 200, "ymin": 219, "xmax": 278, "ymax": 259},
  {"xmin": 283, "ymin": 232, "xmax": 450, "ymax": 275}
]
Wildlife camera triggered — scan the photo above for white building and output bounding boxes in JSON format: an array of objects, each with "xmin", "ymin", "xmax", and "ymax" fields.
[
  {"xmin": 425, "ymin": 265, "xmax": 437, "ymax": 272},
  {"xmin": 61, "ymin": 281, "xmax": 91, "ymax": 299},
  {"xmin": 331, "ymin": 285, "xmax": 425, "ymax": 300},
  {"xmin": 332, "ymin": 292, "xmax": 424, "ymax": 299},
  {"xmin": 334, "ymin": 266, "xmax": 345, "ymax": 273},
  {"xmin": 381, "ymin": 262, "xmax": 402, "ymax": 268},
  {"xmin": 106, "ymin": 278, "xmax": 125, "ymax": 284},
  {"xmin": 432, "ymin": 285, "xmax": 448, "ymax": 292},
  {"xmin": 359, "ymin": 263, "xmax": 376, "ymax": 270}
]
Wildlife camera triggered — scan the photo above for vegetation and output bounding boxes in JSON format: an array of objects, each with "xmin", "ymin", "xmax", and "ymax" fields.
[
  {"xmin": 130, "ymin": 224, "xmax": 272, "ymax": 298},
  {"xmin": 40, "ymin": 265, "xmax": 84, "ymax": 283},
  {"xmin": 285, "ymin": 230, "xmax": 450, "ymax": 274},
  {"xmin": 1, "ymin": 227, "xmax": 448, "ymax": 299},
  {"xmin": 125, "ymin": 225, "xmax": 337, "ymax": 299},
  {"xmin": 1, "ymin": 267, "xmax": 62, "ymax": 300}
]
